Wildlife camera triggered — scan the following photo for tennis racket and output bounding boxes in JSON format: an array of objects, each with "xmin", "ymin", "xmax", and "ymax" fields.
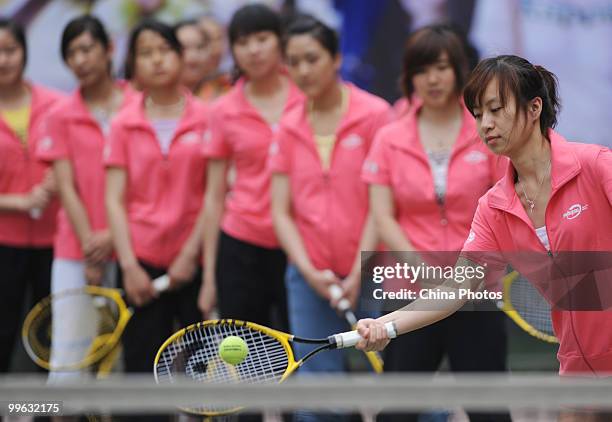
[
  {"xmin": 153, "ymin": 318, "xmax": 397, "ymax": 416},
  {"xmin": 22, "ymin": 274, "xmax": 170, "ymax": 375},
  {"xmin": 328, "ymin": 284, "xmax": 384, "ymax": 373},
  {"xmin": 497, "ymin": 270, "xmax": 558, "ymax": 343}
]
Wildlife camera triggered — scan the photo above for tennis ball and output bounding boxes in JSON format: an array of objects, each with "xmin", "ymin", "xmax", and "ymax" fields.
[{"xmin": 219, "ymin": 336, "xmax": 249, "ymax": 365}]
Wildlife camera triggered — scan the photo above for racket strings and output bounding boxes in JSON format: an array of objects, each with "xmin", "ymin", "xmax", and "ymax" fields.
[
  {"xmin": 155, "ymin": 323, "xmax": 290, "ymax": 414},
  {"xmin": 156, "ymin": 323, "xmax": 289, "ymax": 385},
  {"xmin": 510, "ymin": 275, "xmax": 555, "ymax": 336}
]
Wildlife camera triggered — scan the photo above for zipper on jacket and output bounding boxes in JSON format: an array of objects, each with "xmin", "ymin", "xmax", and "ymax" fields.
[
  {"xmin": 160, "ymin": 150, "xmax": 171, "ymax": 265},
  {"xmin": 323, "ymin": 171, "xmax": 335, "ymax": 273},
  {"xmin": 23, "ymin": 141, "xmax": 35, "ymax": 245},
  {"xmin": 437, "ymin": 195, "xmax": 448, "ymax": 249}
]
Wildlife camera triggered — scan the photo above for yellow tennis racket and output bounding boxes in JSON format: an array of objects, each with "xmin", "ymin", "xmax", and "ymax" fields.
[
  {"xmin": 498, "ymin": 271, "xmax": 558, "ymax": 343},
  {"xmin": 153, "ymin": 318, "xmax": 397, "ymax": 416},
  {"xmin": 22, "ymin": 275, "xmax": 170, "ymax": 375}
]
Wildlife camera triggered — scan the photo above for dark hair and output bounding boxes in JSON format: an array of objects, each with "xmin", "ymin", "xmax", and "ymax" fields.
[
  {"xmin": 228, "ymin": 3, "xmax": 282, "ymax": 46},
  {"xmin": 401, "ymin": 24, "xmax": 469, "ymax": 99},
  {"xmin": 61, "ymin": 15, "xmax": 110, "ymax": 62},
  {"xmin": 463, "ymin": 55, "xmax": 560, "ymax": 135},
  {"xmin": 124, "ymin": 19, "xmax": 182, "ymax": 80},
  {"xmin": 0, "ymin": 18, "xmax": 27, "ymax": 69},
  {"xmin": 175, "ymin": 19, "xmax": 209, "ymax": 49},
  {"xmin": 284, "ymin": 15, "xmax": 339, "ymax": 57}
]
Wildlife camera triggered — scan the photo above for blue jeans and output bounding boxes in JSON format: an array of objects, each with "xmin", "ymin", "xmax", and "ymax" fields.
[
  {"xmin": 285, "ymin": 265, "xmax": 350, "ymax": 374},
  {"xmin": 286, "ymin": 265, "xmax": 368, "ymax": 422}
]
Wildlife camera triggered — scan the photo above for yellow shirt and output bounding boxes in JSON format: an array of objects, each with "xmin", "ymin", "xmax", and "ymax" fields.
[
  {"xmin": 311, "ymin": 86, "xmax": 349, "ymax": 170},
  {"xmin": 1, "ymin": 104, "xmax": 30, "ymax": 145},
  {"xmin": 314, "ymin": 133, "xmax": 336, "ymax": 170}
]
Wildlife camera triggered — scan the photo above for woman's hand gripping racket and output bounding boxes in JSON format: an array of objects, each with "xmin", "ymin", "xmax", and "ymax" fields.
[
  {"xmin": 327, "ymin": 284, "xmax": 384, "ymax": 373},
  {"xmin": 22, "ymin": 274, "xmax": 170, "ymax": 376},
  {"xmin": 153, "ymin": 318, "xmax": 397, "ymax": 416}
]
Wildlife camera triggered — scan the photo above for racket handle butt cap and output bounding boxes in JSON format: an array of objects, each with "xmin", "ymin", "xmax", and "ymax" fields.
[
  {"xmin": 152, "ymin": 274, "xmax": 170, "ymax": 292},
  {"xmin": 328, "ymin": 284, "xmax": 350, "ymax": 311}
]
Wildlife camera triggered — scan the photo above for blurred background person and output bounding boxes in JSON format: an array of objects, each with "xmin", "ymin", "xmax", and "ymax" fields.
[
  {"xmin": 195, "ymin": 15, "xmax": 232, "ymax": 102},
  {"xmin": 36, "ymin": 15, "xmax": 137, "ymax": 382},
  {"xmin": 105, "ymin": 19, "xmax": 208, "ymax": 421},
  {"xmin": 270, "ymin": 15, "xmax": 390, "ymax": 422},
  {"xmin": 175, "ymin": 19, "xmax": 209, "ymax": 93},
  {"xmin": 199, "ymin": 4, "xmax": 302, "ymax": 342},
  {"xmin": 200, "ymin": 6, "xmax": 301, "ymax": 421},
  {"xmin": 0, "ymin": 18, "xmax": 63, "ymax": 373}
]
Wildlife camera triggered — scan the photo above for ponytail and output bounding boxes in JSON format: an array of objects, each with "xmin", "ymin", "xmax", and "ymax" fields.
[{"xmin": 534, "ymin": 65, "xmax": 560, "ymax": 133}]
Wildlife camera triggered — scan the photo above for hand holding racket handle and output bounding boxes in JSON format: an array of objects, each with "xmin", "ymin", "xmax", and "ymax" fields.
[
  {"xmin": 332, "ymin": 321, "xmax": 397, "ymax": 349},
  {"xmin": 152, "ymin": 274, "xmax": 170, "ymax": 292}
]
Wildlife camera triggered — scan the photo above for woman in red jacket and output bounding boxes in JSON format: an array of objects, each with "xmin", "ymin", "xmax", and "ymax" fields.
[
  {"xmin": 358, "ymin": 55, "xmax": 612, "ymax": 422},
  {"xmin": 199, "ymin": 4, "xmax": 303, "ymax": 330},
  {"xmin": 37, "ymin": 15, "xmax": 138, "ymax": 380},
  {"xmin": 0, "ymin": 19, "xmax": 63, "ymax": 372},
  {"xmin": 105, "ymin": 23, "xmax": 207, "ymax": 416}
]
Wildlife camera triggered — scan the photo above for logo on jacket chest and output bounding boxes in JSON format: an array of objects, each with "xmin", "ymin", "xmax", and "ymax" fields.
[
  {"xmin": 563, "ymin": 203, "xmax": 589, "ymax": 220},
  {"xmin": 341, "ymin": 134, "xmax": 363, "ymax": 149},
  {"xmin": 178, "ymin": 131, "xmax": 202, "ymax": 145}
]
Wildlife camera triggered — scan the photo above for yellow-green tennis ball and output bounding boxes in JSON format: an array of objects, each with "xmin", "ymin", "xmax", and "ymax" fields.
[{"xmin": 219, "ymin": 336, "xmax": 249, "ymax": 365}]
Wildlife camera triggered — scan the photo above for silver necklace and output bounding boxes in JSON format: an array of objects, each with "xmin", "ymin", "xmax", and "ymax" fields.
[
  {"xmin": 89, "ymin": 90, "xmax": 121, "ymax": 121},
  {"xmin": 518, "ymin": 161, "xmax": 551, "ymax": 214}
]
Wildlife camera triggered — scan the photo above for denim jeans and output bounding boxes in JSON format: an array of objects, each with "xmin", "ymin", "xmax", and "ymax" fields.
[{"xmin": 286, "ymin": 264, "xmax": 369, "ymax": 422}]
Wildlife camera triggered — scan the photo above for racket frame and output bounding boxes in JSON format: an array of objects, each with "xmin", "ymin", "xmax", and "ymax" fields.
[
  {"xmin": 22, "ymin": 275, "xmax": 170, "ymax": 371},
  {"xmin": 499, "ymin": 271, "xmax": 558, "ymax": 343},
  {"xmin": 22, "ymin": 285, "xmax": 132, "ymax": 371}
]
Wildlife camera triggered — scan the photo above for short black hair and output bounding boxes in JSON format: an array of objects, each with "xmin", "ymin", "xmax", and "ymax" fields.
[
  {"xmin": 124, "ymin": 19, "xmax": 182, "ymax": 80},
  {"xmin": 228, "ymin": 3, "xmax": 282, "ymax": 46},
  {"xmin": 284, "ymin": 15, "xmax": 338, "ymax": 57},
  {"xmin": 401, "ymin": 24, "xmax": 469, "ymax": 99},
  {"xmin": 0, "ymin": 18, "xmax": 27, "ymax": 69},
  {"xmin": 61, "ymin": 15, "xmax": 110, "ymax": 62}
]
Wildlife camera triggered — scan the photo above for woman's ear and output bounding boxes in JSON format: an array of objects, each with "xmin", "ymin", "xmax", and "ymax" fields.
[
  {"xmin": 334, "ymin": 53, "xmax": 342, "ymax": 73},
  {"xmin": 529, "ymin": 96, "xmax": 543, "ymax": 122}
]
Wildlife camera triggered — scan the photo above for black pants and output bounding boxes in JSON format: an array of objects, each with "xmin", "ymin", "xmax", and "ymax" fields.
[
  {"xmin": 0, "ymin": 244, "xmax": 52, "ymax": 372},
  {"xmin": 118, "ymin": 261, "xmax": 202, "ymax": 422},
  {"xmin": 377, "ymin": 309, "xmax": 512, "ymax": 422},
  {"xmin": 216, "ymin": 231, "xmax": 289, "ymax": 422},
  {"xmin": 216, "ymin": 231, "xmax": 288, "ymax": 332}
]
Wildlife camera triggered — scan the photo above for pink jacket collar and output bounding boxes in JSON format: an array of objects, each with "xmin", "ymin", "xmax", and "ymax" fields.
[
  {"xmin": 62, "ymin": 81, "xmax": 135, "ymax": 121},
  {"xmin": 386, "ymin": 99, "xmax": 480, "ymax": 166},
  {"xmin": 283, "ymin": 82, "xmax": 379, "ymax": 142},
  {"xmin": 224, "ymin": 75, "xmax": 303, "ymax": 119},
  {"xmin": 0, "ymin": 82, "xmax": 61, "ymax": 137},
  {"xmin": 488, "ymin": 130, "xmax": 582, "ymax": 213},
  {"xmin": 119, "ymin": 89, "xmax": 203, "ymax": 132}
]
